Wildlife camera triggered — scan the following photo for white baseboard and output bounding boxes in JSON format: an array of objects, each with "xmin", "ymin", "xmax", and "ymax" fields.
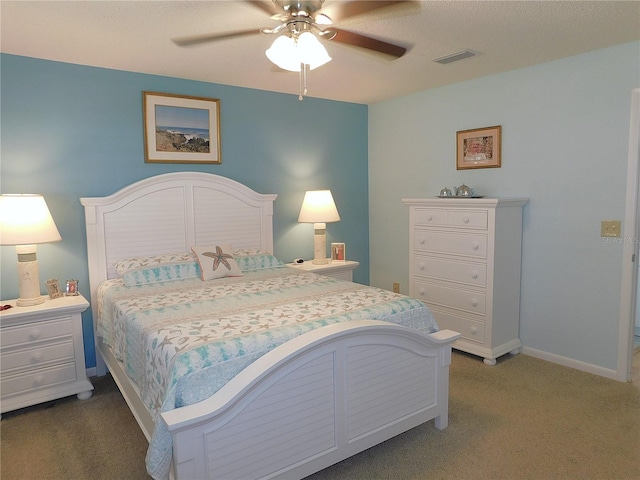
[{"xmin": 521, "ymin": 346, "xmax": 620, "ymax": 381}]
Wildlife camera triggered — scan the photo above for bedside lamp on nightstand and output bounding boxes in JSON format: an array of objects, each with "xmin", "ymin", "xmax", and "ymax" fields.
[
  {"xmin": 298, "ymin": 190, "xmax": 340, "ymax": 265},
  {"xmin": 0, "ymin": 194, "xmax": 62, "ymax": 306}
]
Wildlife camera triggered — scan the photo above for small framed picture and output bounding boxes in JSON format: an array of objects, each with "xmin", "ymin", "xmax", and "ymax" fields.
[
  {"xmin": 65, "ymin": 279, "xmax": 79, "ymax": 296},
  {"xmin": 46, "ymin": 279, "xmax": 63, "ymax": 299},
  {"xmin": 331, "ymin": 243, "xmax": 346, "ymax": 261},
  {"xmin": 456, "ymin": 125, "xmax": 501, "ymax": 170}
]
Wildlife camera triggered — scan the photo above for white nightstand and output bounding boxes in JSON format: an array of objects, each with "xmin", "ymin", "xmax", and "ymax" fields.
[
  {"xmin": 0, "ymin": 294, "xmax": 93, "ymax": 414},
  {"xmin": 286, "ymin": 260, "xmax": 359, "ymax": 282}
]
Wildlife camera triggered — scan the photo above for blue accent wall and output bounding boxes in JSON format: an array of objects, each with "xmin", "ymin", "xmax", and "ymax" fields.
[{"xmin": 0, "ymin": 54, "xmax": 369, "ymax": 369}]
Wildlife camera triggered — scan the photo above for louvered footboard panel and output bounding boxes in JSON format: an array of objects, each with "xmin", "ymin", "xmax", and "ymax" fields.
[
  {"xmin": 347, "ymin": 344, "xmax": 437, "ymax": 440},
  {"xmin": 203, "ymin": 352, "xmax": 337, "ymax": 479}
]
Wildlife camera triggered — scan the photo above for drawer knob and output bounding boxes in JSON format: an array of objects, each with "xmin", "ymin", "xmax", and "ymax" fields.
[
  {"xmin": 31, "ymin": 353, "xmax": 44, "ymax": 364},
  {"xmin": 33, "ymin": 376, "xmax": 45, "ymax": 387},
  {"xmin": 471, "ymin": 272, "xmax": 478, "ymax": 279},
  {"xmin": 463, "ymin": 217, "xmax": 470, "ymax": 224},
  {"xmin": 419, "ymin": 239, "xmax": 426, "ymax": 245},
  {"xmin": 427, "ymin": 215, "xmax": 433, "ymax": 221},
  {"xmin": 29, "ymin": 329, "xmax": 42, "ymax": 340},
  {"xmin": 472, "ymin": 242, "xmax": 479, "ymax": 250},
  {"xmin": 419, "ymin": 288, "xmax": 426, "ymax": 297},
  {"xmin": 419, "ymin": 263, "xmax": 425, "ymax": 271},
  {"xmin": 470, "ymin": 326, "xmax": 477, "ymax": 335},
  {"xmin": 471, "ymin": 299, "xmax": 478, "ymax": 307}
]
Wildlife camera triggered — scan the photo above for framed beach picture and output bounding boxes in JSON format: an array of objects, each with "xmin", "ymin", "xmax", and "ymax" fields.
[
  {"xmin": 143, "ymin": 92, "xmax": 221, "ymax": 164},
  {"xmin": 456, "ymin": 125, "xmax": 501, "ymax": 170}
]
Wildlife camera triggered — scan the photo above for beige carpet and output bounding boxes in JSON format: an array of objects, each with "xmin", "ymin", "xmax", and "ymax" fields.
[{"xmin": 1, "ymin": 352, "xmax": 638, "ymax": 480}]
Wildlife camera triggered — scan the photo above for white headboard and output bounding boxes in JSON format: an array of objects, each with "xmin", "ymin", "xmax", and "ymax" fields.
[{"xmin": 81, "ymin": 172, "xmax": 277, "ymax": 305}]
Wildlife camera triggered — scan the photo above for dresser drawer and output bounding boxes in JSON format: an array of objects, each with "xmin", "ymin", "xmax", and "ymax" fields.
[
  {"xmin": 1, "ymin": 317, "xmax": 73, "ymax": 348},
  {"xmin": 428, "ymin": 307, "xmax": 485, "ymax": 345},
  {"xmin": 413, "ymin": 280, "xmax": 486, "ymax": 315},
  {"xmin": 447, "ymin": 210, "xmax": 487, "ymax": 229},
  {"xmin": 414, "ymin": 208, "xmax": 448, "ymax": 226},
  {"xmin": 414, "ymin": 256, "xmax": 487, "ymax": 286},
  {"xmin": 1, "ymin": 340, "xmax": 75, "ymax": 373},
  {"xmin": 413, "ymin": 208, "xmax": 488, "ymax": 229},
  {"xmin": 415, "ymin": 230, "xmax": 487, "ymax": 258},
  {"xmin": 1, "ymin": 363, "xmax": 77, "ymax": 397}
]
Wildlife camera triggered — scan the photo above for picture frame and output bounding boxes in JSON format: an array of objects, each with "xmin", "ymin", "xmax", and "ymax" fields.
[
  {"xmin": 46, "ymin": 278, "xmax": 63, "ymax": 299},
  {"xmin": 456, "ymin": 125, "xmax": 501, "ymax": 170},
  {"xmin": 143, "ymin": 91, "xmax": 221, "ymax": 164},
  {"xmin": 65, "ymin": 279, "xmax": 79, "ymax": 296},
  {"xmin": 331, "ymin": 243, "xmax": 346, "ymax": 261}
]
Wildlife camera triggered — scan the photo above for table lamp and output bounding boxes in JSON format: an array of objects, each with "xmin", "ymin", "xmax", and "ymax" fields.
[
  {"xmin": 0, "ymin": 194, "xmax": 62, "ymax": 306},
  {"xmin": 298, "ymin": 190, "xmax": 340, "ymax": 265}
]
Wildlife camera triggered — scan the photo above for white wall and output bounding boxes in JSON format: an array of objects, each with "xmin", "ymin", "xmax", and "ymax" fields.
[{"xmin": 369, "ymin": 41, "xmax": 640, "ymax": 374}]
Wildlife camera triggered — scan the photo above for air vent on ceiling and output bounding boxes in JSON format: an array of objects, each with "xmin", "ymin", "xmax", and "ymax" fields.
[{"xmin": 432, "ymin": 49, "xmax": 478, "ymax": 65}]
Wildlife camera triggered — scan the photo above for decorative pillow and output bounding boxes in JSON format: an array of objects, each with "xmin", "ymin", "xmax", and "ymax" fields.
[
  {"xmin": 232, "ymin": 248, "xmax": 265, "ymax": 257},
  {"xmin": 192, "ymin": 245, "xmax": 243, "ymax": 281},
  {"xmin": 235, "ymin": 253, "xmax": 285, "ymax": 272},
  {"xmin": 114, "ymin": 252, "xmax": 201, "ymax": 286}
]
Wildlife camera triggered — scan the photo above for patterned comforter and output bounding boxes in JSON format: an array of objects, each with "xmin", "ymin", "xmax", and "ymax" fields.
[{"xmin": 97, "ymin": 265, "xmax": 439, "ymax": 479}]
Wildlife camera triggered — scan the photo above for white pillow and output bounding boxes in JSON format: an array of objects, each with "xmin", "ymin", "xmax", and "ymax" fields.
[{"xmin": 191, "ymin": 245, "xmax": 243, "ymax": 281}]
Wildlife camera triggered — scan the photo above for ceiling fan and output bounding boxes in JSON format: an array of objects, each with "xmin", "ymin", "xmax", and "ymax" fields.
[{"xmin": 172, "ymin": 0, "xmax": 410, "ymax": 99}]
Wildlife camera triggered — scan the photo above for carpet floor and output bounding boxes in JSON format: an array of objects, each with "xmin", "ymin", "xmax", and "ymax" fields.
[{"xmin": 1, "ymin": 352, "xmax": 638, "ymax": 480}]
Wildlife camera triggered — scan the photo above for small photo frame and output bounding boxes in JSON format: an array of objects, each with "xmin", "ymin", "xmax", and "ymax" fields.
[
  {"xmin": 331, "ymin": 243, "xmax": 346, "ymax": 261},
  {"xmin": 65, "ymin": 279, "xmax": 79, "ymax": 296},
  {"xmin": 46, "ymin": 279, "xmax": 63, "ymax": 299},
  {"xmin": 143, "ymin": 91, "xmax": 221, "ymax": 164},
  {"xmin": 457, "ymin": 125, "xmax": 501, "ymax": 170}
]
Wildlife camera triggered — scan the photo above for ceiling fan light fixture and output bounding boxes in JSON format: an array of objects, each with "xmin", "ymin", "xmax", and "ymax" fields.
[
  {"xmin": 265, "ymin": 31, "xmax": 331, "ymax": 72},
  {"xmin": 297, "ymin": 32, "xmax": 331, "ymax": 70},
  {"xmin": 266, "ymin": 35, "xmax": 301, "ymax": 71}
]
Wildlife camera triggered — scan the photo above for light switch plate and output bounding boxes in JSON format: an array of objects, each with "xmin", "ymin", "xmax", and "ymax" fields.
[{"xmin": 601, "ymin": 220, "xmax": 621, "ymax": 237}]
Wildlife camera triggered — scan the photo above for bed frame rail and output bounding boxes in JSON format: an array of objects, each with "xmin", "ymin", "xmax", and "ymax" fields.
[{"xmin": 162, "ymin": 321, "xmax": 460, "ymax": 480}]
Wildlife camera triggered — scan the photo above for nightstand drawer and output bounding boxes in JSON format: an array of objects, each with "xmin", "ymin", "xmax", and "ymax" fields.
[
  {"xmin": 1, "ymin": 317, "xmax": 73, "ymax": 348},
  {"xmin": 415, "ymin": 230, "xmax": 487, "ymax": 258},
  {"xmin": 413, "ymin": 281, "xmax": 486, "ymax": 315},
  {"xmin": 1, "ymin": 363, "xmax": 77, "ymax": 396},
  {"xmin": 1, "ymin": 340, "xmax": 75, "ymax": 373},
  {"xmin": 414, "ymin": 256, "xmax": 487, "ymax": 286}
]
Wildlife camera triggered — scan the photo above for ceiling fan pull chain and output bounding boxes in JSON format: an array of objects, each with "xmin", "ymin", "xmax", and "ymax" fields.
[{"xmin": 299, "ymin": 62, "xmax": 308, "ymax": 101}]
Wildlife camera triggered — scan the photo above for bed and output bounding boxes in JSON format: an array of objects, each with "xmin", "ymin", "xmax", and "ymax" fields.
[{"xmin": 81, "ymin": 172, "xmax": 460, "ymax": 480}]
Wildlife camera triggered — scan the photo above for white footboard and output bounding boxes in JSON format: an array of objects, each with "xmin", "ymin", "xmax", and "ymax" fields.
[{"xmin": 162, "ymin": 320, "xmax": 460, "ymax": 480}]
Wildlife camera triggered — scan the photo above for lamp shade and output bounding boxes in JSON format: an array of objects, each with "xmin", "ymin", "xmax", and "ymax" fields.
[
  {"xmin": 0, "ymin": 194, "xmax": 62, "ymax": 245},
  {"xmin": 298, "ymin": 190, "xmax": 340, "ymax": 223}
]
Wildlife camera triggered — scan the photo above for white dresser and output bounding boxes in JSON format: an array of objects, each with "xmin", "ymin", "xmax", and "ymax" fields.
[
  {"xmin": 1, "ymin": 294, "xmax": 93, "ymax": 413},
  {"xmin": 402, "ymin": 198, "xmax": 528, "ymax": 365}
]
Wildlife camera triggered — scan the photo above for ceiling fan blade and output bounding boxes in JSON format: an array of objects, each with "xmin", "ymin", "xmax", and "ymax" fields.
[
  {"xmin": 328, "ymin": 28, "xmax": 407, "ymax": 58},
  {"xmin": 172, "ymin": 29, "xmax": 262, "ymax": 47},
  {"xmin": 319, "ymin": 1, "xmax": 411, "ymax": 23},
  {"xmin": 247, "ymin": 0, "xmax": 283, "ymax": 16}
]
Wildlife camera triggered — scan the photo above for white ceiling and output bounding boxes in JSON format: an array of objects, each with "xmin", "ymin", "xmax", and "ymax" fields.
[{"xmin": 1, "ymin": 1, "xmax": 639, "ymax": 104}]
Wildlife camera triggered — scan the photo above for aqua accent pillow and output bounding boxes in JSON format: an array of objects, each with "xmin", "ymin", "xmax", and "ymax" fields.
[
  {"xmin": 235, "ymin": 253, "xmax": 285, "ymax": 271},
  {"xmin": 114, "ymin": 252, "xmax": 201, "ymax": 286}
]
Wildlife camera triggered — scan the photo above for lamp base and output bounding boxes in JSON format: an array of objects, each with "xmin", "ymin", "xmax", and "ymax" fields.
[
  {"xmin": 312, "ymin": 223, "xmax": 329, "ymax": 265},
  {"xmin": 16, "ymin": 295, "xmax": 45, "ymax": 307},
  {"xmin": 16, "ymin": 245, "xmax": 45, "ymax": 307}
]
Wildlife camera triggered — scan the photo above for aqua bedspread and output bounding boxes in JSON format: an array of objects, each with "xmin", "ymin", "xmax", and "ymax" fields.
[{"xmin": 97, "ymin": 266, "xmax": 439, "ymax": 480}]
